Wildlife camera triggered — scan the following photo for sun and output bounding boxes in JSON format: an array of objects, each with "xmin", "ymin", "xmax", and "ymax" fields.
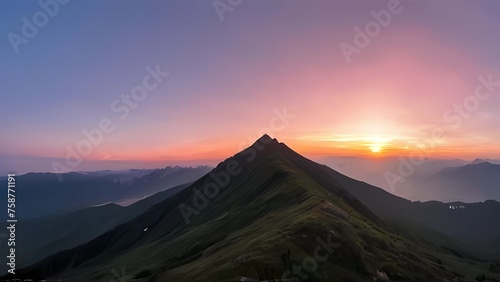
[
  {"xmin": 370, "ymin": 145, "xmax": 382, "ymax": 153},
  {"xmin": 367, "ymin": 136, "xmax": 388, "ymax": 154}
]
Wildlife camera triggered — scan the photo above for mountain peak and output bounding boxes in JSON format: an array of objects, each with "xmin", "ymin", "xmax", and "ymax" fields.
[
  {"xmin": 470, "ymin": 158, "xmax": 489, "ymax": 165},
  {"xmin": 473, "ymin": 161, "xmax": 494, "ymax": 167},
  {"xmin": 257, "ymin": 133, "xmax": 273, "ymax": 142},
  {"xmin": 252, "ymin": 134, "xmax": 280, "ymax": 148}
]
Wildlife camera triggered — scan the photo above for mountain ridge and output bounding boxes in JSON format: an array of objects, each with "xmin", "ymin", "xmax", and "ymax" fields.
[{"xmin": 8, "ymin": 135, "xmax": 500, "ymax": 281}]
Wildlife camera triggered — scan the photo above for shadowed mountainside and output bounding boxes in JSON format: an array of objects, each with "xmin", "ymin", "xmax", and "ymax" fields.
[
  {"xmin": 7, "ymin": 183, "xmax": 189, "ymax": 270},
  {"xmin": 8, "ymin": 135, "xmax": 500, "ymax": 281},
  {"xmin": 0, "ymin": 166, "xmax": 212, "ymax": 218}
]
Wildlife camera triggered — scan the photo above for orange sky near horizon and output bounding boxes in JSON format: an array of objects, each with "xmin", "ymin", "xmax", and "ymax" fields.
[{"xmin": 61, "ymin": 131, "xmax": 500, "ymax": 165}]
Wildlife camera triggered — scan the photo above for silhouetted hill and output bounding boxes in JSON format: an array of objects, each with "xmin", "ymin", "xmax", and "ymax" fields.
[
  {"xmin": 415, "ymin": 162, "xmax": 500, "ymax": 202},
  {"xmin": 0, "ymin": 166, "xmax": 212, "ymax": 218}
]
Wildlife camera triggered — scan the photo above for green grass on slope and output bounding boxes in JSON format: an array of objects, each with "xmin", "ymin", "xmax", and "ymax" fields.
[
  {"xmin": 68, "ymin": 153, "xmax": 479, "ymax": 281},
  {"xmin": 14, "ymin": 138, "xmax": 499, "ymax": 282}
]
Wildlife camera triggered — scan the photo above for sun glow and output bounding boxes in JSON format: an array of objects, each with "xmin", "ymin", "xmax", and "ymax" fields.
[
  {"xmin": 295, "ymin": 133, "xmax": 402, "ymax": 156},
  {"xmin": 367, "ymin": 136, "xmax": 389, "ymax": 154},
  {"xmin": 370, "ymin": 145, "xmax": 382, "ymax": 153}
]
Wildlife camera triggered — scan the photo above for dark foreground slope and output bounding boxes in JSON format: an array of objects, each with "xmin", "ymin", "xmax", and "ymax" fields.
[
  {"xmin": 325, "ymin": 167, "xmax": 500, "ymax": 255},
  {"xmin": 9, "ymin": 136, "xmax": 499, "ymax": 281},
  {"xmin": 9, "ymin": 183, "xmax": 189, "ymax": 269}
]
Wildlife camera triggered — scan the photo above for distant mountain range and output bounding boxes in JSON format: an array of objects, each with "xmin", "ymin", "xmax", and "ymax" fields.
[
  {"xmin": 8, "ymin": 135, "xmax": 500, "ymax": 281},
  {"xmin": 0, "ymin": 166, "xmax": 212, "ymax": 218},
  {"xmin": 319, "ymin": 156, "xmax": 500, "ymax": 203},
  {"xmin": 419, "ymin": 161, "xmax": 500, "ymax": 202},
  {"xmin": 470, "ymin": 158, "xmax": 500, "ymax": 165}
]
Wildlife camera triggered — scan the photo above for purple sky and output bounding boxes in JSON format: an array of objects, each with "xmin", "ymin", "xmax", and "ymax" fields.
[{"xmin": 1, "ymin": 0, "xmax": 500, "ymax": 174}]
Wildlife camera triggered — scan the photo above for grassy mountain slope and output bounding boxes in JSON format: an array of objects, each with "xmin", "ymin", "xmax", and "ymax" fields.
[{"xmin": 9, "ymin": 136, "xmax": 498, "ymax": 281}]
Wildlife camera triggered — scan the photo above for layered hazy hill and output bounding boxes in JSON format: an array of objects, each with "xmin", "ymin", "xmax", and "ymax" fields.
[
  {"xmin": 9, "ymin": 135, "xmax": 500, "ymax": 282},
  {"xmin": 398, "ymin": 161, "xmax": 500, "ymax": 202},
  {"xmin": 0, "ymin": 166, "xmax": 212, "ymax": 218},
  {"xmin": 320, "ymin": 156, "xmax": 500, "ymax": 203},
  {"xmin": 423, "ymin": 161, "xmax": 500, "ymax": 202}
]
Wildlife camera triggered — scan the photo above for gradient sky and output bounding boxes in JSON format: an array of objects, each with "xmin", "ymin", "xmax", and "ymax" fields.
[{"xmin": 1, "ymin": 0, "xmax": 500, "ymax": 174}]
